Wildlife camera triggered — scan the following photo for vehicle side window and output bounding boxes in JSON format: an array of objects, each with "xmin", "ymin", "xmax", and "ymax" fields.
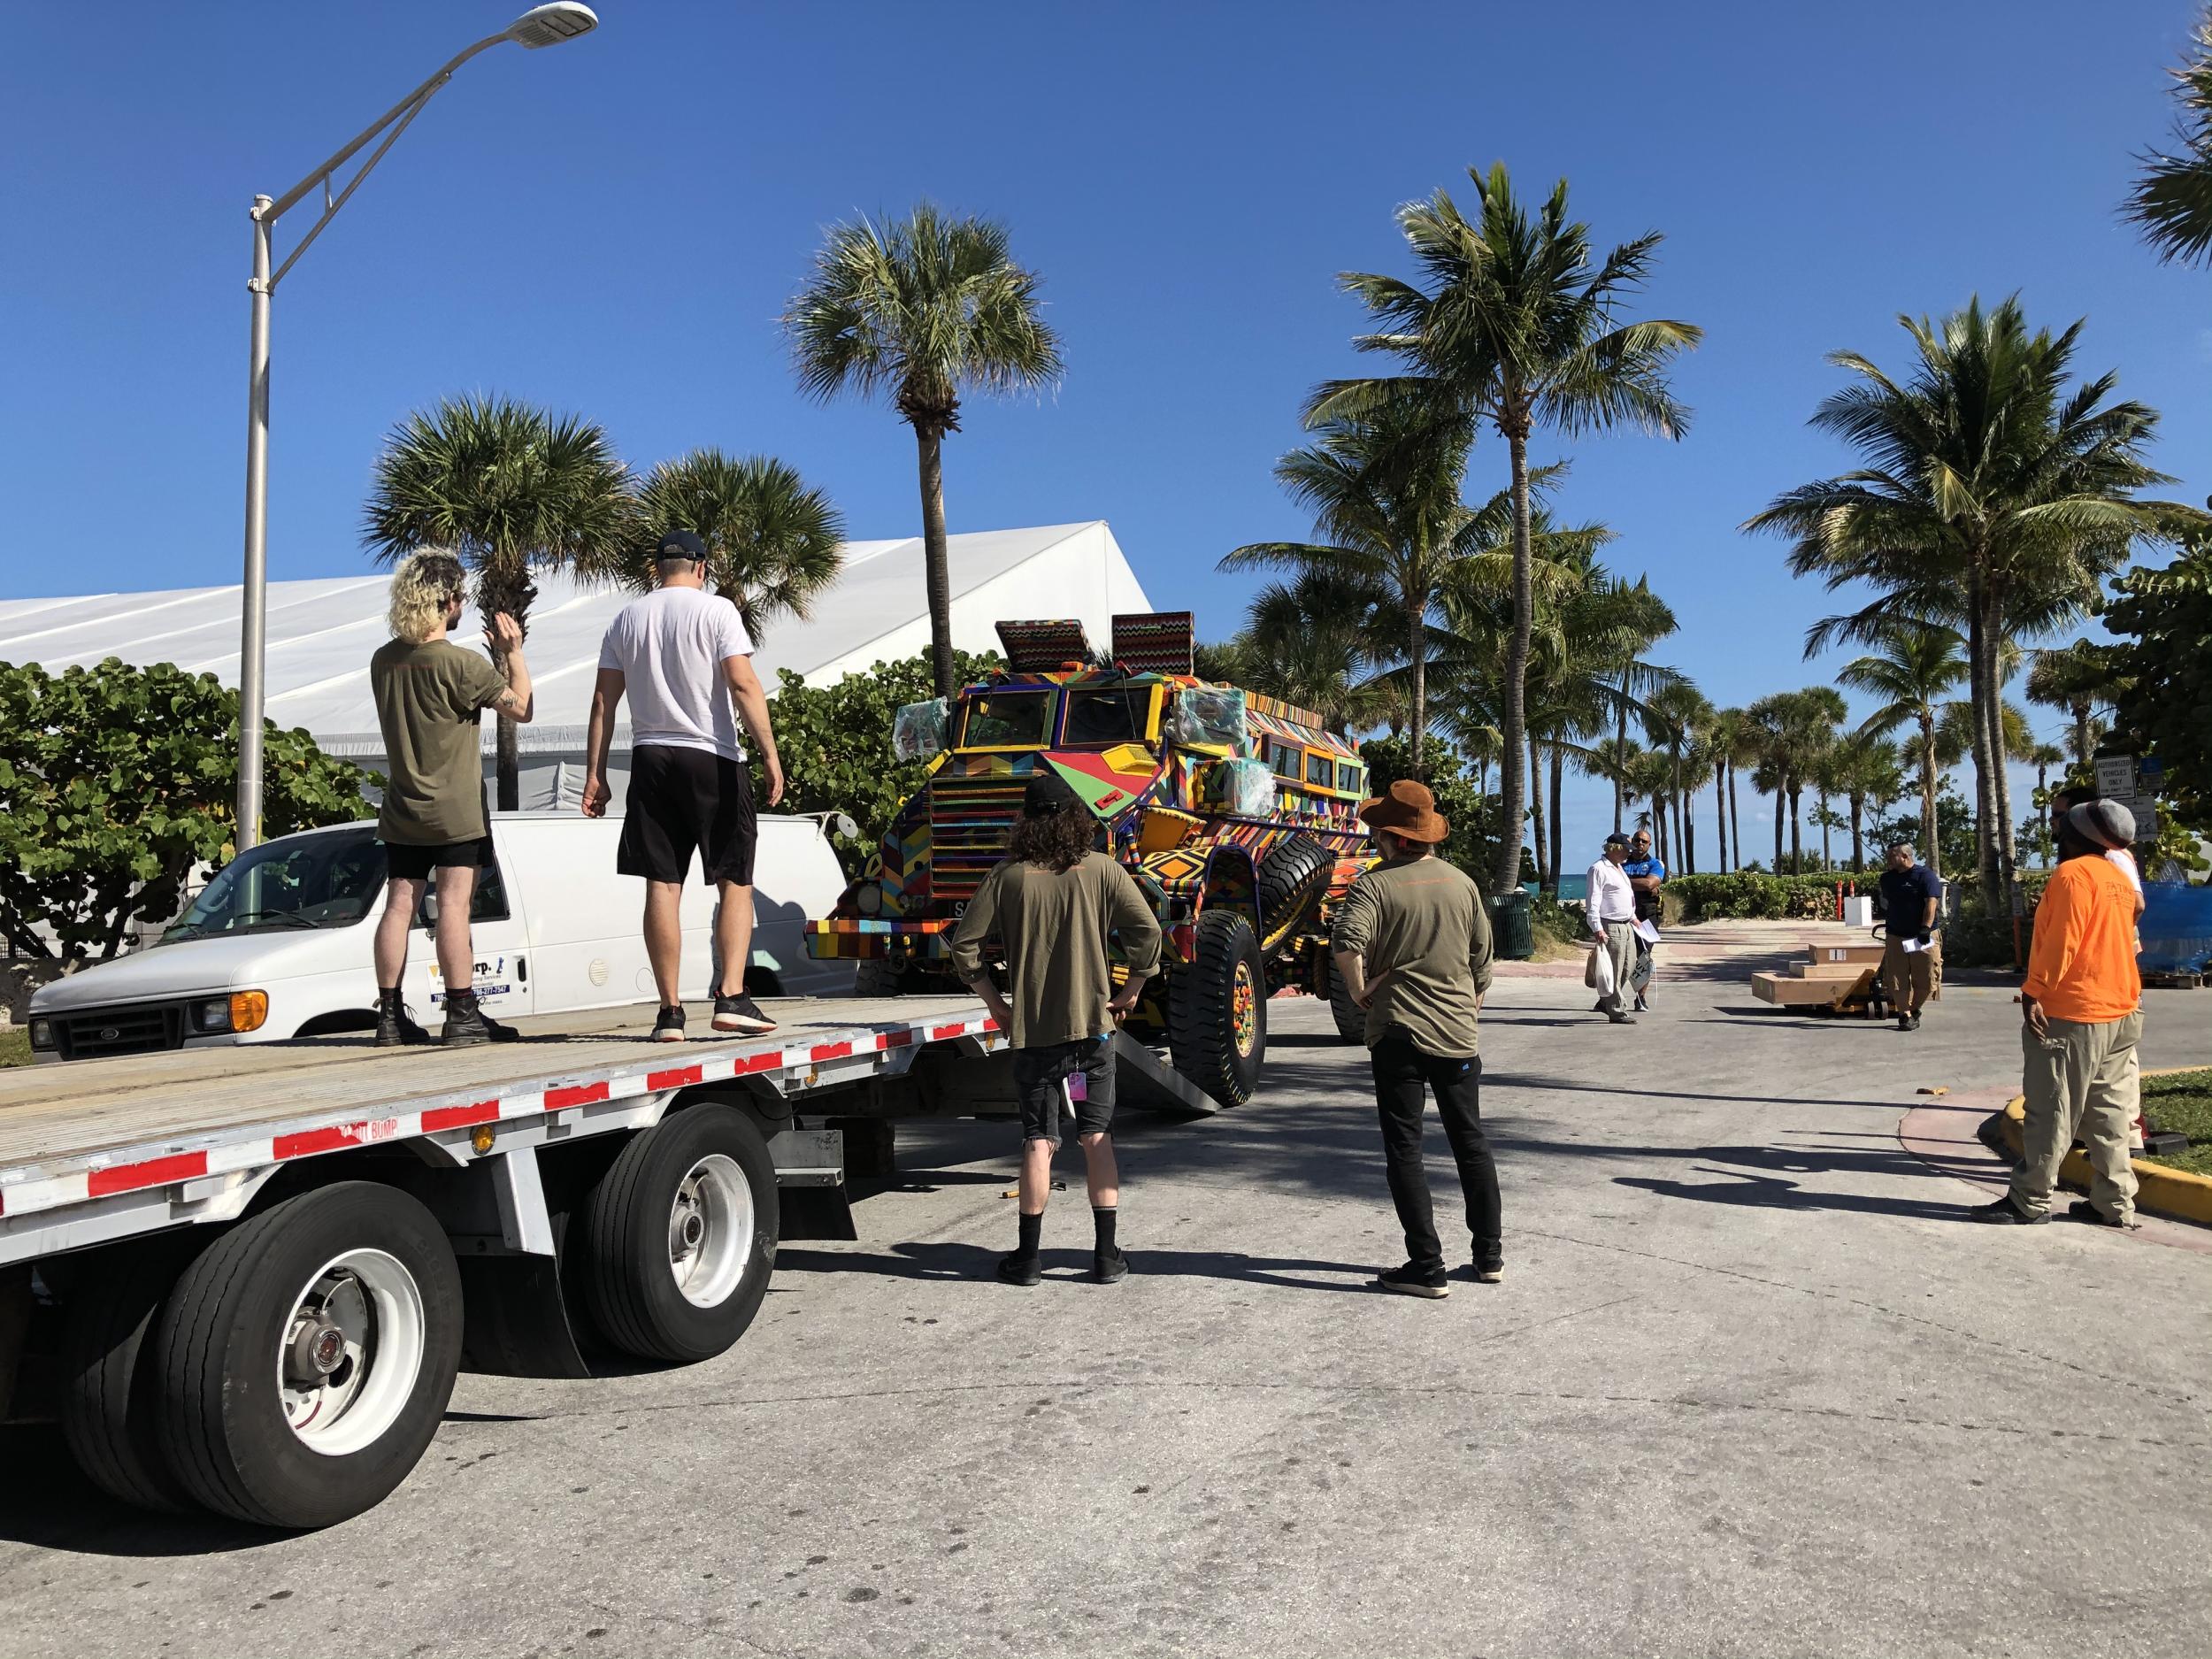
[
  {"xmin": 1272, "ymin": 746, "xmax": 1302, "ymax": 779},
  {"xmin": 414, "ymin": 858, "xmax": 511, "ymax": 925},
  {"xmin": 1337, "ymin": 762, "xmax": 1361, "ymax": 793},
  {"xmin": 1305, "ymin": 752, "xmax": 1333, "ymax": 786}
]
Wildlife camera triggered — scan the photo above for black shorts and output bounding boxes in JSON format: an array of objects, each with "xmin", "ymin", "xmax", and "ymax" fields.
[
  {"xmin": 384, "ymin": 837, "xmax": 493, "ymax": 879},
  {"xmin": 1013, "ymin": 1039, "xmax": 1117, "ymax": 1147},
  {"xmin": 618, "ymin": 744, "xmax": 757, "ymax": 886}
]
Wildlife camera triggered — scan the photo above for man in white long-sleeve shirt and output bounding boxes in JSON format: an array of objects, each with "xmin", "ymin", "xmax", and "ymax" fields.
[{"xmin": 1586, "ymin": 833, "xmax": 1640, "ymax": 1025}]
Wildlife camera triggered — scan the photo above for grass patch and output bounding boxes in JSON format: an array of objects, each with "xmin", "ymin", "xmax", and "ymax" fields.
[
  {"xmin": 0, "ymin": 1028, "xmax": 31, "ymax": 1069},
  {"xmin": 2142, "ymin": 1068, "xmax": 2212, "ymax": 1178}
]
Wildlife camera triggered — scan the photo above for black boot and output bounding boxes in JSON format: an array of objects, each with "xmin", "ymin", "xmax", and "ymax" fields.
[
  {"xmin": 442, "ymin": 988, "xmax": 491, "ymax": 1048},
  {"xmin": 374, "ymin": 988, "xmax": 430, "ymax": 1048}
]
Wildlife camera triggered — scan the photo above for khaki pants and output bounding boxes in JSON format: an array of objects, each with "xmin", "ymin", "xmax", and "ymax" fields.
[
  {"xmin": 2009, "ymin": 1010, "xmax": 2141, "ymax": 1221},
  {"xmin": 1879, "ymin": 932, "xmax": 1941, "ymax": 1016},
  {"xmin": 1595, "ymin": 921, "xmax": 1637, "ymax": 1018}
]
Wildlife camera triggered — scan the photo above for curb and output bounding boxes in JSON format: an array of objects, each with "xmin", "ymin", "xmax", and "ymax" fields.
[{"xmin": 1985, "ymin": 1091, "xmax": 2212, "ymax": 1229}]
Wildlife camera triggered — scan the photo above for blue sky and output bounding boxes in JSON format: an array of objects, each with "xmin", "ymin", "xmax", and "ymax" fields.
[{"xmin": 3, "ymin": 1, "xmax": 2201, "ymax": 859}]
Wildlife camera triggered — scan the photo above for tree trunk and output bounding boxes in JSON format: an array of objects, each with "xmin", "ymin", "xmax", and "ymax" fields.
[
  {"xmin": 1788, "ymin": 782, "xmax": 1802, "ymax": 872},
  {"xmin": 1408, "ymin": 596, "xmax": 1428, "ymax": 769},
  {"xmin": 476, "ymin": 565, "xmax": 534, "ymax": 814},
  {"xmin": 1526, "ymin": 734, "xmax": 1549, "ymax": 893},
  {"xmin": 1919, "ymin": 715, "xmax": 1941, "ymax": 879},
  {"xmin": 1493, "ymin": 424, "xmax": 1535, "ymax": 895},
  {"xmin": 1729, "ymin": 763, "xmax": 1743, "ymax": 873},
  {"xmin": 1985, "ymin": 589, "xmax": 2017, "ymax": 895},
  {"xmin": 1818, "ymin": 789, "xmax": 1832, "ymax": 870},
  {"xmin": 1548, "ymin": 743, "xmax": 1564, "ymax": 898},
  {"xmin": 1849, "ymin": 793, "xmax": 1864, "ymax": 873},
  {"xmin": 1612, "ymin": 668, "xmax": 1630, "ymax": 831},
  {"xmin": 915, "ymin": 424, "xmax": 956, "ymax": 701},
  {"xmin": 1964, "ymin": 570, "xmax": 2000, "ymax": 896},
  {"xmin": 1772, "ymin": 782, "xmax": 1785, "ymax": 871},
  {"xmin": 1715, "ymin": 764, "xmax": 1729, "ymax": 872},
  {"xmin": 2072, "ymin": 702, "xmax": 2091, "ymax": 769}
]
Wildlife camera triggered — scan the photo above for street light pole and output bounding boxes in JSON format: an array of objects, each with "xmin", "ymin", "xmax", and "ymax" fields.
[{"xmin": 231, "ymin": 4, "xmax": 599, "ymax": 850}]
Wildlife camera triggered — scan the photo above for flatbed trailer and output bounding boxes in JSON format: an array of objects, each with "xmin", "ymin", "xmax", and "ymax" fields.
[{"xmin": 0, "ymin": 994, "xmax": 1224, "ymax": 1530}]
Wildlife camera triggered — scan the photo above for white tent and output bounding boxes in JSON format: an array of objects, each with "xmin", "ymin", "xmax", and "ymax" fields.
[{"xmin": 0, "ymin": 521, "xmax": 1152, "ymax": 806}]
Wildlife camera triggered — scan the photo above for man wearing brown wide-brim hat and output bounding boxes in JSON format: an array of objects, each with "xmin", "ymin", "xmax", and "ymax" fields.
[{"xmin": 1330, "ymin": 779, "xmax": 1501, "ymax": 1297}]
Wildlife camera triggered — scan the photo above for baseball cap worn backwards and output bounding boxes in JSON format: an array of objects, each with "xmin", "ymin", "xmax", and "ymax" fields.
[
  {"xmin": 657, "ymin": 528, "xmax": 709, "ymax": 562},
  {"xmin": 1024, "ymin": 771, "xmax": 1084, "ymax": 817}
]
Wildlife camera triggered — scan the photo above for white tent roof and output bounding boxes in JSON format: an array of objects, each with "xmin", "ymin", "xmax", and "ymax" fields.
[{"xmin": 0, "ymin": 521, "xmax": 1152, "ymax": 754}]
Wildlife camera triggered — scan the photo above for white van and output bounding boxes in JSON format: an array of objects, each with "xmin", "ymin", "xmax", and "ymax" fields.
[{"xmin": 26, "ymin": 813, "xmax": 856, "ymax": 1062}]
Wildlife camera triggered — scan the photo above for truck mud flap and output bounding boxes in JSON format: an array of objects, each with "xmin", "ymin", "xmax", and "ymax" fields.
[
  {"xmin": 458, "ymin": 1248, "xmax": 595, "ymax": 1379},
  {"xmin": 772, "ymin": 1127, "xmax": 856, "ymax": 1242}
]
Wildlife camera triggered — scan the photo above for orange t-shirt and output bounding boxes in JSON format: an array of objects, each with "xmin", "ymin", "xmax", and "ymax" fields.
[{"xmin": 2023, "ymin": 856, "xmax": 2142, "ymax": 1023}]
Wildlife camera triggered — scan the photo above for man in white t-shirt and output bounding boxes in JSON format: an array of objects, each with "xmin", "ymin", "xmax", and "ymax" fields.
[{"xmin": 583, "ymin": 529, "xmax": 787, "ymax": 1041}]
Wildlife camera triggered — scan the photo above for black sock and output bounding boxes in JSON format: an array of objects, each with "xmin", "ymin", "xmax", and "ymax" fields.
[
  {"xmin": 1094, "ymin": 1207, "xmax": 1118, "ymax": 1254},
  {"xmin": 378, "ymin": 986, "xmax": 402, "ymax": 1010},
  {"xmin": 1018, "ymin": 1210, "xmax": 1043, "ymax": 1258}
]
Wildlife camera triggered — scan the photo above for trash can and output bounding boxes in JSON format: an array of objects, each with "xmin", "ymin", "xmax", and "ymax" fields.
[{"xmin": 1490, "ymin": 888, "xmax": 1533, "ymax": 962}]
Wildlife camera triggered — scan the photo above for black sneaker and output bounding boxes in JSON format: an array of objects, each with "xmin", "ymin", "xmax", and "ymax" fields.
[
  {"xmin": 996, "ymin": 1251, "xmax": 1042, "ymax": 1287},
  {"xmin": 712, "ymin": 992, "xmax": 777, "ymax": 1036},
  {"xmin": 1607, "ymin": 1012, "xmax": 1635, "ymax": 1025},
  {"xmin": 1633, "ymin": 994, "xmax": 1648, "ymax": 1013},
  {"xmin": 1471, "ymin": 1262, "xmax": 1504, "ymax": 1285},
  {"xmin": 373, "ymin": 1000, "xmax": 432, "ymax": 1048},
  {"xmin": 1965, "ymin": 1196, "xmax": 2047, "ymax": 1225},
  {"xmin": 1905, "ymin": 1015, "xmax": 1922, "ymax": 1032},
  {"xmin": 1093, "ymin": 1247, "xmax": 1129, "ymax": 1285},
  {"xmin": 441, "ymin": 1001, "xmax": 491, "ymax": 1048},
  {"xmin": 651, "ymin": 1005, "xmax": 687, "ymax": 1043},
  {"xmin": 1374, "ymin": 1263, "xmax": 1449, "ymax": 1299},
  {"xmin": 2067, "ymin": 1199, "xmax": 2141, "ymax": 1230}
]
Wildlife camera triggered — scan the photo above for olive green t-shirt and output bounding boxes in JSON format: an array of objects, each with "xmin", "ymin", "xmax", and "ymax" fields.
[
  {"xmin": 369, "ymin": 637, "xmax": 505, "ymax": 846},
  {"xmin": 949, "ymin": 850, "xmax": 1164, "ymax": 1048},
  {"xmin": 1329, "ymin": 855, "xmax": 1494, "ymax": 1057}
]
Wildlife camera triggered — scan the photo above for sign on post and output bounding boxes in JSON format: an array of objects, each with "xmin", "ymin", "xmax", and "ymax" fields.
[{"xmin": 2094, "ymin": 755, "xmax": 2137, "ymax": 798}]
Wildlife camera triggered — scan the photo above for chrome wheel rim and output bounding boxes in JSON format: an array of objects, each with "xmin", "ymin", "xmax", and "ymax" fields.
[
  {"xmin": 669, "ymin": 1154, "xmax": 754, "ymax": 1309},
  {"xmin": 279, "ymin": 1248, "xmax": 426, "ymax": 1456}
]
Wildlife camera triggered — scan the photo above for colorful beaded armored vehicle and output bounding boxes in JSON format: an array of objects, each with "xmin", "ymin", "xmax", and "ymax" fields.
[{"xmin": 805, "ymin": 611, "xmax": 1375, "ymax": 1108}]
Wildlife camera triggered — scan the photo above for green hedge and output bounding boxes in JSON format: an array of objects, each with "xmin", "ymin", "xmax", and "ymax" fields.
[{"xmin": 1665, "ymin": 871, "xmax": 1887, "ymax": 922}]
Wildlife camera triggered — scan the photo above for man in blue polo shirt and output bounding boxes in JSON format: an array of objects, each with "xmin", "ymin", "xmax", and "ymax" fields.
[{"xmin": 1621, "ymin": 828, "xmax": 1666, "ymax": 1014}]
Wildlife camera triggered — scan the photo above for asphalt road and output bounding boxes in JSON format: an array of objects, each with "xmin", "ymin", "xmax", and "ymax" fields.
[{"xmin": 4, "ymin": 926, "xmax": 2209, "ymax": 1658}]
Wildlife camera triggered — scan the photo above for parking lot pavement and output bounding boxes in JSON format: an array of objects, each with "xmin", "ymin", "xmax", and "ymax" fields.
[{"xmin": 4, "ymin": 952, "xmax": 2209, "ymax": 1658}]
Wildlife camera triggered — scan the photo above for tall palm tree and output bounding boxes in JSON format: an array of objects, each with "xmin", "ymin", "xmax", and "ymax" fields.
[
  {"xmin": 601, "ymin": 450, "xmax": 845, "ymax": 642},
  {"xmin": 1315, "ymin": 162, "xmax": 1701, "ymax": 895},
  {"xmin": 363, "ymin": 395, "xmax": 632, "ymax": 810},
  {"xmin": 1747, "ymin": 295, "xmax": 2195, "ymax": 898},
  {"xmin": 784, "ymin": 204, "xmax": 1063, "ymax": 699},
  {"xmin": 1644, "ymin": 681, "xmax": 1712, "ymax": 874},
  {"xmin": 1826, "ymin": 727, "xmax": 1904, "ymax": 872},
  {"xmin": 2025, "ymin": 739, "xmax": 2069, "ymax": 864},
  {"xmin": 1701, "ymin": 706, "xmax": 1754, "ymax": 872},
  {"xmin": 1233, "ymin": 570, "xmax": 1403, "ymax": 733},
  {"xmin": 1223, "ymin": 390, "xmax": 1478, "ymax": 762},
  {"xmin": 2024, "ymin": 638, "xmax": 2117, "ymax": 767},
  {"xmin": 1838, "ymin": 623, "xmax": 1966, "ymax": 875},
  {"xmin": 2124, "ymin": 7, "xmax": 2212, "ymax": 266}
]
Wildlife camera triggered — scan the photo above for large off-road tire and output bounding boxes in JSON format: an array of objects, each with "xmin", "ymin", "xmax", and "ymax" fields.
[
  {"xmin": 1255, "ymin": 835, "xmax": 1335, "ymax": 948},
  {"xmin": 1327, "ymin": 961, "xmax": 1368, "ymax": 1045},
  {"xmin": 578, "ymin": 1105, "xmax": 778, "ymax": 1364},
  {"xmin": 60, "ymin": 1239, "xmax": 198, "ymax": 1514},
  {"xmin": 854, "ymin": 958, "xmax": 902, "ymax": 996},
  {"xmin": 1168, "ymin": 910, "xmax": 1267, "ymax": 1108},
  {"xmin": 154, "ymin": 1182, "xmax": 464, "ymax": 1529}
]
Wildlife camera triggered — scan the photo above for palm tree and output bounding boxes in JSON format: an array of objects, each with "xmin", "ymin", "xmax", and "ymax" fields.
[
  {"xmin": 1644, "ymin": 681, "xmax": 1712, "ymax": 874},
  {"xmin": 1701, "ymin": 706, "xmax": 1755, "ymax": 872},
  {"xmin": 1233, "ymin": 570, "xmax": 1403, "ymax": 733},
  {"xmin": 1747, "ymin": 294, "xmax": 2195, "ymax": 898},
  {"xmin": 1746, "ymin": 688, "xmax": 1844, "ymax": 872},
  {"xmin": 363, "ymin": 395, "xmax": 632, "ymax": 810},
  {"xmin": 602, "ymin": 450, "xmax": 845, "ymax": 642},
  {"xmin": 1315, "ymin": 162, "xmax": 1701, "ymax": 895},
  {"xmin": 1223, "ymin": 389, "xmax": 1477, "ymax": 762},
  {"xmin": 1826, "ymin": 727, "xmax": 1904, "ymax": 872},
  {"xmin": 2124, "ymin": 7, "xmax": 2212, "ymax": 266},
  {"xmin": 2024, "ymin": 638, "xmax": 2117, "ymax": 767},
  {"xmin": 1838, "ymin": 623, "xmax": 1966, "ymax": 875},
  {"xmin": 2025, "ymin": 739, "xmax": 2069, "ymax": 865},
  {"xmin": 784, "ymin": 204, "xmax": 1063, "ymax": 699}
]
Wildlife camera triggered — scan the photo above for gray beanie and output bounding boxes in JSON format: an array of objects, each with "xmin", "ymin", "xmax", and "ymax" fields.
[{"xmin": 2070, "ymin": 799, "xmax": 2136, "ymax": 850}]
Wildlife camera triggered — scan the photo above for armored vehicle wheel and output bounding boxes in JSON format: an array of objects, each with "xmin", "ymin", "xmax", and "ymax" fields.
[
  {"xmin": 1327, "ymin": 962, "xmax": 1368, "ymax": 1045},
  {"xmin": 1255, "ymin": 835, "xmax": 1335, "ymax": 947},
  {"xmin": 1168, "ymin": 910, "xmax": 1266, "ymax": 1107}
]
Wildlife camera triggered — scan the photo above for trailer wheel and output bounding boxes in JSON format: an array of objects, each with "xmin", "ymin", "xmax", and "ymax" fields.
[
  {"xmin": 59, "ymin": 1240, "xmax": 196, "ymax": 1514},
  {"xmin": 579, "ymin": 1105, "xmax": 778, "ymax": 1364},
  {"xmin": 1327, "ymin": 962, "xmax": 1368, "ymax": 1045},
  {"xmin": 155, "ymin": 1183, "xmax": 463, "ymax": 1529},
  {"xmin": 1168, "ymin": 910, "xmax": 1267, "ymax": 1108}
]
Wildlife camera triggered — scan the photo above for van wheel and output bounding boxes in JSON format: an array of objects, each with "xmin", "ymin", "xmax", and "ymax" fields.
[
  {"xmin": 155, "ymin": 1183, "xmax": 464, "ymax": 1529},
  {"xmin": 579, "ymin": 1105, "xmax": 778, "ymax": 1364},
  {"xmin": 60, "ymin": 1240, "xmax": 197, "ymax": 1513},
  {"xmin": 1167, "ymin": 910, "xmax": 1266, "ymax": 1108}
]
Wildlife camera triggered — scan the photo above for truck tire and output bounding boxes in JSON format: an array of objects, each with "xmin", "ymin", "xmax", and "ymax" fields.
[
  {"xmin": 854, "ymin": 958, "xmax": 902, "ymax": 997},
  {"xmin": 1327, "ymin": 962, "xmax": 1368, "ymax": 1045},
  {"xmin": 1167, "ymin": 910, "xmax": 1266, "ymax": 1108},
  {"xmin": 1256, "ymin": 835, "xmax": 1334, "ymax": 947},
  {"xmin": 578, "ymin": 1105, "xmax": 778, "ymax": 1364},
  {"xmin": 59, "ymin": 1240, "xmax": 196, "ymax": 1514},
  {"xmin": 154, "ymin": 1182, "xmax": 464, "ymax": 1529}
]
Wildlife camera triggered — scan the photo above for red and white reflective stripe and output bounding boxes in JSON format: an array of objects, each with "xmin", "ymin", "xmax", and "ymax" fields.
[{"xmin": 0, "ymin": 1009, "xmax": 1001, "ymax": 1223}]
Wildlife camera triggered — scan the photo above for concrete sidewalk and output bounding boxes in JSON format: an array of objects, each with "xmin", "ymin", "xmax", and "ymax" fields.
[{"xmin": 2, "ymin": 936, "xmax": 2208, "ymax": 1658}]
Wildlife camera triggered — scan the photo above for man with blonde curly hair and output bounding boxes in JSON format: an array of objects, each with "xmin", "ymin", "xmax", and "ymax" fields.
[{"xmin": 368, "ymin": 549, "xmax": 534, "ymax": 1047}]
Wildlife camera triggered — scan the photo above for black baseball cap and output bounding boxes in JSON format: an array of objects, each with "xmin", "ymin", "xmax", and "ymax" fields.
[
  {"xmin": 1603, "ymin": 832, "xmax": 1632, "ymax": 849},
  {"xmin": 1024, "ymin": 772, "xmax": 1083, "ymax": 816},
  {"xmin": 657, "ymin": 528, "xmax": 709, "ymax": 562}
]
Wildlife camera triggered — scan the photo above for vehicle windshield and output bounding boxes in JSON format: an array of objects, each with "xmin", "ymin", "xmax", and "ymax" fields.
[
  {"xmin": 1061, "ymin": 687, "xmax": 1150, "ymax": 747},
  {"xmin": 958, "ymin": 689, "xmax": 1056, "ymax": 749},
  {"xmin": 160, "ymin": 828, "xmax": 386, "ymax": 943}
]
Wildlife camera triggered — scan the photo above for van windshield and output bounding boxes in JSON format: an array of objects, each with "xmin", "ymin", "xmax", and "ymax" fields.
[{"xmin": 160, "ymin": 829, "xmax": 387, "ymax": 943}]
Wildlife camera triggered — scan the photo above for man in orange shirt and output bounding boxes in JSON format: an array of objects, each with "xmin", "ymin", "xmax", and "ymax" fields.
[{"xmin": 1970, "ymin": 800, "xmax": 2144, "ymax": 1228}]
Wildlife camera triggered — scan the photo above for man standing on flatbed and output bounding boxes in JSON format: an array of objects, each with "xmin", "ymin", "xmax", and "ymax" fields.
[
  {"xmin": 951, "ymin": 772, "xmax": 1162, "ymax": 1287},
  {"xmin": 368, "ymin": 549, "xmax": 534, "ymax": 1048}
]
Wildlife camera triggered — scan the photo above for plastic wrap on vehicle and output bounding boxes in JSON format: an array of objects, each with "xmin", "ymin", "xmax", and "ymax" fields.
[
  {"xmin": 2139, "ymin": 880, "xmax": 2212, "ymax": 974},
  {"xmin": 892, "ymin": 698, "xmax": 950, "ymax": 763},
  {"xmin": 1210, "ymin": 757, "xmax": 1278, "ymax": 817},
  {"xmin": 1164, "ymin": 687, "xmax": 1249, "ymax": 754}
]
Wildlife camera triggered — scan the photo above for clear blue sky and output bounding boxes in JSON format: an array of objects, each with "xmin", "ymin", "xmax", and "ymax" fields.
[{"xmin": 3, "ymin": 2, "xmax": 2200, "ymax": 859}]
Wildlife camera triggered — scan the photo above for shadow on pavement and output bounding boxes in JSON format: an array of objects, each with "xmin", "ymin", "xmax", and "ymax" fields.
[
  {"xmin": 1615, "ymin": 1168, "xmax": 1978, "ymax": 1222},
  {"xmin": 777, "ymin": 1240, "xmax": 1380, "ymax": 1293},
  {"xmin": 0, "ymin": 1426, "xmax": 276, "ymax": 1555}
]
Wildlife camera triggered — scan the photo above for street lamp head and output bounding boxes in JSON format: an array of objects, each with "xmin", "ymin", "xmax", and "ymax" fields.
[{"xmin": 505, "ymin": 4, "xmax": 597, "ymax": 48}]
